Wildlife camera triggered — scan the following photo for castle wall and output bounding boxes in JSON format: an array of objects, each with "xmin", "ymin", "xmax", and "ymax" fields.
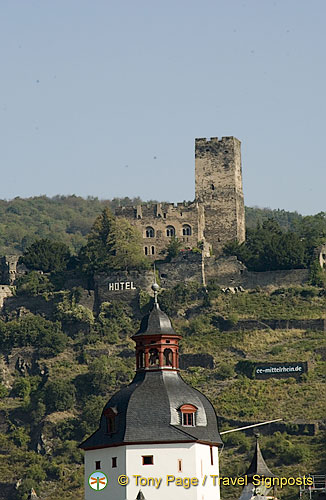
[
  {"xmin": 116, "ymin": 202, "xmax": 201, "ymax": 258},
  {"xmin": 115, "ymin": 136, "xmax": 245, "ymax": 258}
]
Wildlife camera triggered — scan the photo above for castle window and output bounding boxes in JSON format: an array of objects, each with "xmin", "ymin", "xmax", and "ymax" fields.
[
  {"xmin": 104, "ymin": 408, "xmax": 117, "ymax": 434},
  {"xmin": 179, "ymin": 404, "xmax": 197, "ymax": 427},
  {"xmin": 95, "ymin": 460, "xmax": 101, "ymax": 470},
  {"xmin": 146, "ymin": 227, "xmax": 155, "ymax": 238},
  {"xmin": 163, "ymin": 213, "xmax": 167, "ymax": 218},
  {"xmin": 182, "ymin": 224, "xmax": 192, "ymax": 236},
  {"xmin": 164, "ymin": 348, "xmax": 173, "ymax": 366},
  {"xmin": 149, "ymin": 348, "xmax": 159, "ymax": 366},
  {"xmin": 166, "ymin": 226, "xmax": 175, "ymax": 237},
  {"xmin": 112, "ymin": 457, "xmax": 117, "ymax": 468},
  {"xmin": 144, "ymin": 246, "xmax": 148, "ymax": 255},
  {"xmin": 151, "ymin": 246, "xmax": 155, "ymax": 255},
  {"xmin": 142, "ymin": 455, "xmax": 154, "ymax": 465},
  {"xmin": 211, "ymin": 184, "xmax": 215, "ymax": 190}
]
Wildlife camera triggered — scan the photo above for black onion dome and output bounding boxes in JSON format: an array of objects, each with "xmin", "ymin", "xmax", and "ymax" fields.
[
  {"xmin": 80, "ymin": 370, "xmax": 222, "ymax": 450},
  {"xmin": 134, "ymin": 303, "xmax": 177, "ymax": 336}
]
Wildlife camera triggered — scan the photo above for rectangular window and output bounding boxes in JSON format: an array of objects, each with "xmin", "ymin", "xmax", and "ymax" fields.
[
  {"xmin": 112, "ymin": 457, "xmax": 117, "ymax": 468},
  {"xmin": 182, "ymin": 413, "xmax": 194, "ymax": 426},
  {"xmin": 210, "ymin": 445, "xmax": 214, "ymax": 466},
  {"xmin": 95, "ymin": 460, "xmax": 101, "ymax": 470},
  {"xmin": 106, "ymin": 416, "xmax": 116, "ymax": 434},
  {"xmin": 178, "ymin": 459, "xmax": 182, "ymax": 472},
  {"xmin": 142, "ymin": 455, "xmax": 154, "ymax": 465}
]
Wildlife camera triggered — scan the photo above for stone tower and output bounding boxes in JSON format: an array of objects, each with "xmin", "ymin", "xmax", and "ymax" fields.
[{"xmin": 195, "ymin": 137, "xmax": 245, "ymax": 254}]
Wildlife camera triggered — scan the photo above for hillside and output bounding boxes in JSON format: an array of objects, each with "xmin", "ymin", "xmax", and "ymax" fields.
[
  {"xmin": 0, "ymin": 283, "xmax": 325, "ymax": 500},
  {"xmin": 0, "ymin": 195, "xmax": 312, "ymax": 255}
]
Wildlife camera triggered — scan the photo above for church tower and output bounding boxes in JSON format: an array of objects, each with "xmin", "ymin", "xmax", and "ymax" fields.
[
  {"xmin": 80, "ymin": 283, "xmax": 223, "ymax": 499},
  {"xmin": 195, "ymin": 137, "xmax": 245, "ymax": 255},
  {"xmin": 239, "ymin": 434, "xmax": 277, "ymax": 500}
]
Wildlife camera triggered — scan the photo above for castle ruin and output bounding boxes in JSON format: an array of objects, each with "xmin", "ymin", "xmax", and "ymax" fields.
[{"xmin": 115, "ymin": 136, "xmax": 245, "ymax": 257}]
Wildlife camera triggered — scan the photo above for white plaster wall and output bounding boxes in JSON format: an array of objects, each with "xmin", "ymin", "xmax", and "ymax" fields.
[
  {"xmin": 85, "ymin": 443, "xmax": 220, "ymax": 500},
  {"xmin": 84, "ymin": 446, "xmax": 126, "ymax": 500}
]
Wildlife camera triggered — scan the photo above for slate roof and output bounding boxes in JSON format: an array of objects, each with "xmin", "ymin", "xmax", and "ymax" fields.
[
  {"xmin": 80, "ymin": 370, "xmax": 223, "ymax": 450},
  {"xmin": 245, "ymin": 438, "xmax": 275, "ymax": 479},
  {"xmin": 133, "ymin": 303, "xmax": 177, "ymax": 337}
]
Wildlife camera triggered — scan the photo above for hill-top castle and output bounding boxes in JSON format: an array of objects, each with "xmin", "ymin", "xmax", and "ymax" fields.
[{"xmin": 115, "ymin": 137, "xmax": 245, "ymax": 257}]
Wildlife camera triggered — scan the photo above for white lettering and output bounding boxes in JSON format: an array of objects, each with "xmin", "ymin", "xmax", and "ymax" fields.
[
  {"xmin": 125, "ymin": 282, "xmax": 130, "ymax": 290},
  {"xmin": 108, "ymin": 283, "xmax": 114, "ymax": 291},
  {"xmin": 114, "ymin": 283, "xmax": 119, "ymax": 290},
  {"xmin": 131, "ymin": 282, "xmax": 136, "ymax": 290}
]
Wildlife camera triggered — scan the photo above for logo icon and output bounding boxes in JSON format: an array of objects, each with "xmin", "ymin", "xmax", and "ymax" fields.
[{"xmin": 89, "ymin": 471, "xmax": 108, "ymax": 491}]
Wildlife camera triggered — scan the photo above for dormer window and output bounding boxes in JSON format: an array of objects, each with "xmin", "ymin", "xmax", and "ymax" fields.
[
  {"xmin": 103, "ymin": 408, "xmax": 117, "ymax": 434},
  {"xmin": 179, "ymin": 404, "xmax": 197, "ymax": 427}
]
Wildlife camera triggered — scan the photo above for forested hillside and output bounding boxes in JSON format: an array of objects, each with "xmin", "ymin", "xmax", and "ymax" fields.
[
  {"xmin": 1, "ymin": 194, "xmax": 324, "ymax": 255},
  {"xmin": 0, "ymin": 201, "xmax": 325, "ymax": 500},
  {"xmin": 0, "ymin": 282, "xmax": 325, "ymax": 500}
]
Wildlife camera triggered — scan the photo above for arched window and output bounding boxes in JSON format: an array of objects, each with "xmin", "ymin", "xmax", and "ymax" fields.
[
  {"xmin": 166, "ymin": 226, "xmax": 175, "ymax": 237},
  {"xmin": 103, "ymin": 408, "xmax": 117, "ymax": 434},
  {"xmin": 149, "ymin": 348, "xmax": 159, "ymax": 366},
  {"xmin": 182, "ymin": 224, "xmax": 192, "ymax": 236},
  {"xmin": 144, "ymin": 247, "xmax": 148, "ymax": 255},
  {"xmin": 146, "ymin": 227, "xmax": 155, "ymax": 238},
  {"xmin": 179, "ymin": 404, "xmax": 197, "ymax": 427},
  {"xmin": 164, "ymin": 348, "xmax": 173, "ymax": 366},
  {"xmin": 211, "ymin": 183, "xmax": 215, "ymax": 190},
  {"xmin": 151, "ymin": 246, "xmax": 155, "ymax": 255}
]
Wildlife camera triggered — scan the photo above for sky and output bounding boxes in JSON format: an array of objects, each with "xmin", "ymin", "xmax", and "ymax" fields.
[{"xmin": 0, "ymin": 0, "xmax": 325, "ymax": 215}]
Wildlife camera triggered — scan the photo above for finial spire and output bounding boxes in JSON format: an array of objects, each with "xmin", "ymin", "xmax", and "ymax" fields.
[{"xmin": 151, "ymin": 263, "xmax": 160, "ymax": 304}]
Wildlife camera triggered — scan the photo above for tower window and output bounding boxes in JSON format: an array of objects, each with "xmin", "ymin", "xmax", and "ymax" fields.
[
  {"xmin": 146, "ymin": 227, "xmax": 155, "ymax": 238},
  {"xmin": 164, "ymin": 348, "xmax": 173, "ymax": 366},
  {"xmin": 179, "ymin": 404, "xmax": 197, "ymax": 427},
  {"xmin": 95, "ymin": 460, "xmax": 101, "ymax": 470},
  {"xmin": 149, "ymin": 348, "xmax": 159, "ymax": 366},
  {"xmin": 151, "ymin": 246, "xmax": 155, "ymax": 255},
  {"xmin": 144, "ymin": 246, "xmax": 148, "ymax": 255},
  {"xmin": 182, "ymin": 224, "xmax": 192, "ymax": 236},
  {"xmin": 103, "ymin": 408, "xmax": 117, "ymax": 434},
  {"xmin": 183, "ymin": 413, "xmax": 194, "ymax": 426},
  {"xmin": 142, "ymin": 455, "xmax": 154, "ymax": 465},
  {"xmin": 166, "ymin": 226, "xmax": 175, "ymax": 237},
  {"xmin": 211, "ymin": 184, "xmax": 215, "ymax": 190},
  {"xmin": 112, "ymin": 457, "xmax": 117, "ymax": 468}
]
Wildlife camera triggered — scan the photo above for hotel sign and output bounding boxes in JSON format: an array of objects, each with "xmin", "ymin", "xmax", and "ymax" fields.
[
  {"xmin": 255, "ymin": 362, "xmax": 307, "ymax": 379},
  {"xmin": 108, "ymin": 281, "xmax": 137, "ymax": 291}
]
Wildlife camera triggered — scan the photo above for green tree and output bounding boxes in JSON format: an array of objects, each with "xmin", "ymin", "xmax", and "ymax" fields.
[
  {"xmin": 16, "ymin": 271, "xmax": 54, "ymax": 296},
  {"xmin": 19, "ymin": 238, "xmax": 71, "ymax": 272},
  {"xmin": 224, "ymin": 219, "xmax": 307, "ymax": 271},
  {"xmin": 79, "ymin": 208, "xmax": 148, "ymax": 273},
  {"xmin": 44, "ymin": 379, "xmax": 76, "ymax": 412},
  {"xmin": 165, "ymin": 236, "xmax": 182, "ymax": 260}
]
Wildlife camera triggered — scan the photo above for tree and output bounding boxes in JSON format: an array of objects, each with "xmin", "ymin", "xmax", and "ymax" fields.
[
  {"xmin": 19, "ymin": 238, "xmax": 71, "ymax": 273},
  {"xmin": 165, "ymin": 237, "xmax": 182, "ymax": 260},
  {"xmin": 79, "ymin": 208, "xmax": 148, "ymax": 273},
  {"xmin": 224, "ymin": 219, "xmax": 307, "ymax": 271},
  {"xmin": 16, "ymin": 271, "xmax": 54, "ymax": 296},
  {"xmin": 44, "ymin": 379, "xmax": 76, "ymax": 412}
]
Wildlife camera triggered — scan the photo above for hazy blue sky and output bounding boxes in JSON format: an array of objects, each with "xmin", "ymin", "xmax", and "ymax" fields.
[{"xmin": 1, "ymin": 0, "xmax": 325, "ymax": 214}]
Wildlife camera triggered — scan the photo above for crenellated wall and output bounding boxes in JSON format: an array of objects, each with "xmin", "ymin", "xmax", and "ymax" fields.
[{"xmin": 115, "ymin": 136, "xmax": 245, "ymax": 259}]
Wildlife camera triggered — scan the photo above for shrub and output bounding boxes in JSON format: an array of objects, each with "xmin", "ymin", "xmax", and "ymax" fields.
[
  {"xmin": 44, "ymin": 379, "xmax": 76, "ymax": 412},
  {"xmin": 16, "ymin": 271, "xmax": 54, "ymax": 296}
]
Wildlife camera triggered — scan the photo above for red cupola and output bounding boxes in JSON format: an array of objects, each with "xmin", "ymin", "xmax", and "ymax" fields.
[{"xmin": 131, "ymin": 283, "xmax": 181, "ymax": 372}]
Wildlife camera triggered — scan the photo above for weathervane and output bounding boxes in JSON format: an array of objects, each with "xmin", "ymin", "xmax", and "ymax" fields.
[{"xmin": 152, "ymin": 263, "xmax": 160, "ymax": 304}]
